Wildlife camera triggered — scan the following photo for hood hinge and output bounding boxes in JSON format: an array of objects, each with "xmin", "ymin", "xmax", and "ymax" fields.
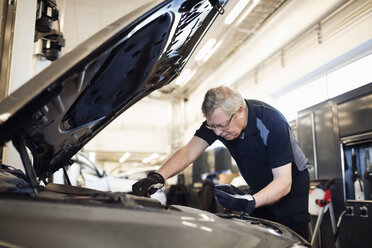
[
  {"xmin": 209, "ymin": 0, "xmax": 225, "ymax": 14},
  {"xmin": 12, "ymin": 136, "xmax": 39, "ymax": 196}
]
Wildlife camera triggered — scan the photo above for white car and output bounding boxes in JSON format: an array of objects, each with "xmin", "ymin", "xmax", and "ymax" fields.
[
  {"xmin": 113, "ymin": 165, "xmax": 162, "ymax": 191},
  {"xmin": 110, "ymin": 165, "xmax": 167, "ymax": 204},
  {"xmin": 64, "ymin": 153, "xmax": 167, "ymax": 203}
]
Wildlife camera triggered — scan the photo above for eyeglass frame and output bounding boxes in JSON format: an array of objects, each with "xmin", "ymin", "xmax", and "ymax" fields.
[{"xmin": 205, "ymin": 112, "xmax": 235, "ymax": 131}]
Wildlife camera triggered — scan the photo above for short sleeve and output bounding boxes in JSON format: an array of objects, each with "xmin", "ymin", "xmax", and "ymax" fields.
[
  {"xmin": 194, "ymin": 121, "xmax": 217, "ymax": 146},
  {"xmin": 267, "ymin": 120, "xmax": 294, "ymax": 168}
]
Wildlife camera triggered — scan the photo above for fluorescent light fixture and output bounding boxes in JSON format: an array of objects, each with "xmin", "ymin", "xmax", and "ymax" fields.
[
  {"xmin": 149, "ymin": 153, "xmax": 159, "ymax": 160},
  {"xmin": 224, "ymin": 0, "xmax": 251, "ymax": 25},
  {"xmin": 119, "ymin": 152, "xmax": 131, "ymax": 163},
  {"xmin": 195, "ymin": 39, "xmax": 216, "ymax": 61},
  {"xmin": 203, "ymin": 41, "xmax": 222, "ymax": 62},
  {"xmin": 175, "ymin": 68, "xmax": 196, "ymax": 86},
  {"xmin": 142, "ymin": 153, "xmax": 159, "ymax": 164},
  {"xmin": 237, "ymin": 0, "xmax": 260, "ymax": 25},
  {"xmin": 194, "ymin": 39, "xmax": 223, "ymax": 63},
  {"xmin": 142, "ymin": 157, "xmax": 150, "ymax": 164}
]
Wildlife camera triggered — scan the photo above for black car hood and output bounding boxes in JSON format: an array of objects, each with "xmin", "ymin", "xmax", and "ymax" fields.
[{"xmin": 0, "ymin": 0, "xmax": 228, "ymax": 181}]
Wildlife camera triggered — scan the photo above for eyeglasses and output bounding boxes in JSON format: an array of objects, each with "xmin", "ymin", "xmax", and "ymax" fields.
[{"xmin": 206, "ymin": 113, "xmax": 235, "ymax": 131}]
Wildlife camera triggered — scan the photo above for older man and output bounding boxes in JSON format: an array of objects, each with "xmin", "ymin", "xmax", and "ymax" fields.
[{"xmin": 133, "ymin": 86, "xmax": 310, "ymax": 240}]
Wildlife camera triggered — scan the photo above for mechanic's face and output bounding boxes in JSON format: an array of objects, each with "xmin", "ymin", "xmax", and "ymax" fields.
[{"xmin": 207, "ymin": 106, "xmax": 244, "ymax": 140}]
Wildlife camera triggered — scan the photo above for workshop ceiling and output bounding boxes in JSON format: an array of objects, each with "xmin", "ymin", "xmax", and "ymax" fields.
[
  {"xmin": 157, "ymin": 0, "xmax": 288, "ymax": 98},
  {"xmin": 61, "ymin": 0, "xmax": 287, "ymax": 99}
]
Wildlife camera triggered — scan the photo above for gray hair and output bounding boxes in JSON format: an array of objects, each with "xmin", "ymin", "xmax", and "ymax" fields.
[{"xmin": 201, "ymin": 86, "xmax": 245, "ymax": 118}]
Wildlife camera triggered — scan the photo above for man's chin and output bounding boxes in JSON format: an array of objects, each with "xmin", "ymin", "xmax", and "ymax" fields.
[{"xmin": 223, "ymin": 134, "xmax": 236, "ymax": 140}]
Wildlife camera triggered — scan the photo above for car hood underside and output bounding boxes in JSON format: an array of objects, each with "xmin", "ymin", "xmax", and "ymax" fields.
[{"xmin": 0, "ymin": 0, "xmax": 228, "ymax": 183}]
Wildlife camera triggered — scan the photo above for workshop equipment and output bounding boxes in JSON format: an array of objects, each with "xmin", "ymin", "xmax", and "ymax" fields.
[
  {"xmin": 309, "ymin": 179, "xmax": 340, "ymax": 248},
  {"xmin": 364, "ymin": 148, "xmax": 372, "ymax": 199},
  {"xmin": 352, "ymin": 148, "xmax": 364, "ymax": 200},
  {"xmin": 340, "ymin": 200, "xmax": 372, "ymax": 248}
]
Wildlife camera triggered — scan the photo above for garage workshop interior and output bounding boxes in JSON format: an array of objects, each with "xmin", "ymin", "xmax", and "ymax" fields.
[{"xmin": 0, "ymin": 0, "xmax": 371, "ymax": 247}]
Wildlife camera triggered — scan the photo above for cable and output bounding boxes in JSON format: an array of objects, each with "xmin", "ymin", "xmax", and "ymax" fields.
[{"xmin": 333, "ymin": 208, "xmax": 351, "ymax": 242}]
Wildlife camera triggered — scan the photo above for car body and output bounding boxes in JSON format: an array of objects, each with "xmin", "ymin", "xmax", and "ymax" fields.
[{"xmin": 0, "ymin": 0, "xmax": 309, "ymax": 247}]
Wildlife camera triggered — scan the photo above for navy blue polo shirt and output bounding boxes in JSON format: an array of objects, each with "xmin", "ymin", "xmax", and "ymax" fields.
[{"xmin": 195, "ymin": 99, "xmax": 309, "ymax": 194}]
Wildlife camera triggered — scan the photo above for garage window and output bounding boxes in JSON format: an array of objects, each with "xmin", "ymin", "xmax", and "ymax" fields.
[{"xmin": 273, "ymin": 53, "xmax": 372, "ymax": 121}]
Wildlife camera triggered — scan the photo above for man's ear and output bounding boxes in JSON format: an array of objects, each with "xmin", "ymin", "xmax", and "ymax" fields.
[{"xmin": 238, "ymin": 106, "xmax": 244, "ymax": 117}]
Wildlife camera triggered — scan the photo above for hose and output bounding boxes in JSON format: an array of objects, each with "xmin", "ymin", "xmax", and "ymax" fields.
[{"xmin": 333, "ymin": 208, "xmax": 352, "ymax": 242}]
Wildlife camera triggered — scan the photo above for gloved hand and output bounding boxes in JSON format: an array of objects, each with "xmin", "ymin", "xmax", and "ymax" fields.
[
  {"xmin": 214, "ymin": 184, "xmax": 255, "ymax": 214},
  {"xmin": 132, "ymin": 172, "xmax": 165, "ymax": 196}
]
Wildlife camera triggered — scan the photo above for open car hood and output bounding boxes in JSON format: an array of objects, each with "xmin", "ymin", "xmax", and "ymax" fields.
[{"xmin": 0, "ymin": 0, "xmax": 228, "ymax": 181}]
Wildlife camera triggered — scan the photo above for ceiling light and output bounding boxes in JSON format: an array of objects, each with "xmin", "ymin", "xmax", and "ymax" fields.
[
  {"xmin": 202, "ymin": 41, "xmax": 222, "ymax": 62},
  {"xmin": 194, "ymin": 38, "xmax": 223, "ymax": 63},
  {"xmin": 149, "ymin": 153, "xmax": 159, "ymax": 160},
  {"xmin": 224, "ymin": 0, "xmax": 251, "ymax": 25},
  {"xmin": 119, "ymin": 152, "xmax": 131, "ymax": 163},
  {"xmin": 195, "ymin": 39, "xmax": 216, "ymax": 61},
  {"xmin": 175, "ymin": 68, "xmax": 196, "ymax": 86},
  {"xmin": 237, "ymin": 0, "xmax": 260, "ymax": 25},
  {"xmin": 142, "ymin": 157, "xmax": 150, "ymax": 164}
]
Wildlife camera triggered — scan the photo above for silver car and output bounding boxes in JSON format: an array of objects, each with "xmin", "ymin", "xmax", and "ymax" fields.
[{"xmin": 0, "ymin": 0, "xmax": 309, "ymax": 247}]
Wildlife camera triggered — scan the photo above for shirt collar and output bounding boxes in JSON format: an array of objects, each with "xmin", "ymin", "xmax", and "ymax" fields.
[{"xmin": 239, "ymin": 99, "xmax": 256, "ymax": 139}]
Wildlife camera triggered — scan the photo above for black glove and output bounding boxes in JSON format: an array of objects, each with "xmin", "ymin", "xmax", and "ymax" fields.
[
  {"xmin": 214, "ymin": 184, "xmax": 255, "ymax": 214},
  {"xmin": 132, "ymin": 172, "xmax": 165, "ymax": 196}
]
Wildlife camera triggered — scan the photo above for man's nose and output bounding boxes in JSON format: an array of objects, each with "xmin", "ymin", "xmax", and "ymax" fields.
[{"xmin": 214, "ymin": 128, "xmax": 223, "ymax": 136}]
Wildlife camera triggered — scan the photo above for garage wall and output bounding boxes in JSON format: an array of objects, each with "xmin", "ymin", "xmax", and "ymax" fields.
[
  {"xmin": 239, "ymin": 0, "xmax": 372, "ymax": 101},
  {"xmin": 58, "ymin": 0, "xmax": 155, "ymax": 55},
  {"xmin": 2, "ymin": 0, "xmax": 37, "ymax": 169},
  {"xmin": 84, "ymin": 97, "xmax": 173, "ymax": 154}
]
